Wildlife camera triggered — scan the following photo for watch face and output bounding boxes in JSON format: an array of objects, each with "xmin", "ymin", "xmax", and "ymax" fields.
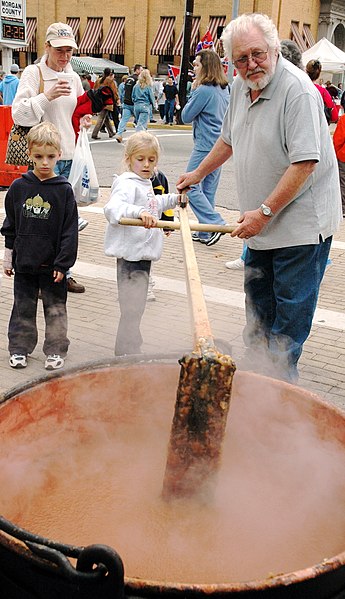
[{"xmin": 261, "ymin": 204, "xmax": 272, "ymax": 216}]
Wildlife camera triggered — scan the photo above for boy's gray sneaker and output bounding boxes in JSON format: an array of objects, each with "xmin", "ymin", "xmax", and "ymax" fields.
[
  {"xmin": 45, "ymin": 355, "xmax": 64, "ymax": 370},
  {"xmin": 9, "ymin": 354, "xmax": 27, "ymax": 368}
]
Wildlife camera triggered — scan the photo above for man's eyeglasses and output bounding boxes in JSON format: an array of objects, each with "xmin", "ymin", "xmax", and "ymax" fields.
[{"xmin": 232, "ymin": 50, "xmax": 268, "ymax": 69}]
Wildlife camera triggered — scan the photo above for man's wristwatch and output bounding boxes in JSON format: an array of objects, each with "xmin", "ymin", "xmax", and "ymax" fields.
[{"xmin": 260, "ymin": 203, "xmax": 274, "ymax": 217}]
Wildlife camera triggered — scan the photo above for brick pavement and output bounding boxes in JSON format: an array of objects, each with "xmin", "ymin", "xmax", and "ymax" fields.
[{"xmin": 0, "ymin": 187, "xmax": 345, "ymax": 410}]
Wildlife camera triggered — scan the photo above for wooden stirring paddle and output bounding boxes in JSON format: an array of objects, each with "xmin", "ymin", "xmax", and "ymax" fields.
[{"xmin": 162, "ymin": 201, "xmax": 236, "ymax": 501}]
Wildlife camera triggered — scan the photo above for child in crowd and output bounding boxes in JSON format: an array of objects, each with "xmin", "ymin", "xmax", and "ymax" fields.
[
  {"xmin": 1, "ymin": 122, "xmax": 78, "ymax": 370},
  {"xmin": 104, "ymin": 131, "xmax": 186, "ymax": 355}
]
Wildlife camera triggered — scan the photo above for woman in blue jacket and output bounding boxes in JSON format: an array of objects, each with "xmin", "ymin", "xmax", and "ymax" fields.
[
  {"xmin": 132, "ymin": 69, "xmax": 155, "ymax": 131},
  {"xmin": 181, "ymin": 50, "xmax": 230, "ymax": 246}
]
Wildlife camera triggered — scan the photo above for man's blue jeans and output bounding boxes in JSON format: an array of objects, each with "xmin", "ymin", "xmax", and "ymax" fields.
[
  {"xmin": 117, "ymin": 104, "xmax": 135, "ymax": 136},
  {"xmin": 186, "ymin": 149, "xmax": 226, "ymax": 240},
  {"xmin": 243, "ymin": 237, "xmax": 332, "ymax": 382},
  {"xmin": 164, "ymin": 99, "xmax": 175, "ymax": 124}
]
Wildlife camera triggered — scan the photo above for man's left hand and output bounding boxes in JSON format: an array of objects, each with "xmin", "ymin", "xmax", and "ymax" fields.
[{"xmin": 231, "ymin": 209, "xmax": 272, "ymax": 240}]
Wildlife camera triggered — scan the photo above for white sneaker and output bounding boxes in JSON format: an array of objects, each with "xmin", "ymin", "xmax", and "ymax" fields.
[
  {"xmin": 225, "ymin": 258, "xmax": 244, "ymax": 270},
  {"xmin": 45, "ymin": 355, "xmax": 65, "ymax": 370},
  {"xmin": 78, "ymin": 217, "xmax": 89, "ymax": 232},
  {"xmin": 9, "ymin": 354, "xmax": 27, "ymax": 368},
  {"xmin": 147, "ymin": 276, "xmax": 156, "ymax": 301}
]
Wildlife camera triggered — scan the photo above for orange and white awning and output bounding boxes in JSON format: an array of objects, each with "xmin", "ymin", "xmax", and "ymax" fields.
[
  {"xmin": 79, "ymin": 17, "xmax": 103, "ymax": 54},
  {"xmin": 17, "ymin": 17, "xmax": 37, "ymax": 52},
  {"xmin": 66, "ymin": 17, "xmax": 80, "ymax": 45},
  {"xmin": 100, "ymin": 17, "xmax": 125, "ymax": 54},
  {"xmin": 150, "ymin": 16, "xmax": 175, "ymax": 55},
  {"xmin": 290, "ymin": 22, "xmax": 307, "ymax": 53},
  {"xmin": 173, "ymin": 16, "xmax": 201, "ymax": 56}
]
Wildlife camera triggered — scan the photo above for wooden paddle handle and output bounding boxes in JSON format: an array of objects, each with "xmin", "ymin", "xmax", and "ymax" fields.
[
  {"xmin": 119, "ymin": 218, "xmax": 234, "ymax": 234},
  {"xmin": 178, "ymin": 206, "xmax": 215, "ymax": 351}
]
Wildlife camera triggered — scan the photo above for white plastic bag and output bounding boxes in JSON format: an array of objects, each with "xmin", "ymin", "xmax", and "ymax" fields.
[{"xmin": 68, "ymin": 128, "xmax": 99, "ymax": 206}]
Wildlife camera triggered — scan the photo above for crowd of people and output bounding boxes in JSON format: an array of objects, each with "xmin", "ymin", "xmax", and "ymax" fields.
[{"xmin": 1, "ymin": 15, "xmax": 344, "ymax": 385}]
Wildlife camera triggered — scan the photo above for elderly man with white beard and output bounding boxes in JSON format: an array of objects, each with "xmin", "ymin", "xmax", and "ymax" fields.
[{"xmin": 177, "ymin": 13, "xmax": 342, "ymax": 383}]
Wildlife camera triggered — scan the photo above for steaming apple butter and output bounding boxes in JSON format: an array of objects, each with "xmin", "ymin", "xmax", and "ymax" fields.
[{"xmin": 0, "ymin": 364, "xmax": 344, "ymax": 586}]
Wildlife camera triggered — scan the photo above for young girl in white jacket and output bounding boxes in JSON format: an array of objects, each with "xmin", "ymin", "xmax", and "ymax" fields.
[{"xmin": 104, "ymin": 131, "xmax": 185, "ymax": 355}]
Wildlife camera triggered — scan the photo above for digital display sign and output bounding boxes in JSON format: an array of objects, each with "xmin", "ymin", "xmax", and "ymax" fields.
[{"xmin": 2, "ymin": 21, "xmax": 25, "ymax": 40}]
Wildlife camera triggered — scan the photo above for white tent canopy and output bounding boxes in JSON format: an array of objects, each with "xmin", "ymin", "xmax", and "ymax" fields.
[
  {"xmin": 302, "ymin": 38, "xmax": 345, "ymax": 73},
  {"xmin": 71, "ymin": 56, "xmax": 129, "ymax": 76}
]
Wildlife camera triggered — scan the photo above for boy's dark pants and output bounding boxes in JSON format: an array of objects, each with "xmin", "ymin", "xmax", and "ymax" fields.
[
  {"xmin": 8, "ymin": 271, "xmax": 69, "ymax": 357},
  {"xmin": 115, "ymin": 258, "xmax": 151, "ymax": 356}
]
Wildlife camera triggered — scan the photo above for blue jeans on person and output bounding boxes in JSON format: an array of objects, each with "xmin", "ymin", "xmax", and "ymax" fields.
[
  {"xmin": 165, "ymin": 99, "xmax": 175, "ymax": 124},
  {"xmin": 134, "ymin": 104, "xmax": 150, "ymax": 131},
  {"xmin": 117, "ymin": 104, "xmax": 135, "ymax": 136},
  {"xmin": 54, "ymin": 159, "xmax": 72, "ymax": 179},
  {"xmin": 54, "ymin": 160, "xmax": 73, "ymax": 280},
  {"xmin": 186, "ymin": 148, "xmax": 226, "ymax": 241},
  {"xmin": 243, "ymin": 236, "xmax": 332, "ymax": 382},
  {"xmin": 241, "ymin": 243, "xmax": 248, "ymax": 261}
]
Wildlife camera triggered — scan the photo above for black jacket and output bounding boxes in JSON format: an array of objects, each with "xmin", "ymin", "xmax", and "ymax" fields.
[
  {"xmin": 1, "ymin": 171, "xmax": 78, "ymax": 275},
  {"xmin": 123, "ymin": 74, "xmax": 139, "ymax": 106}
]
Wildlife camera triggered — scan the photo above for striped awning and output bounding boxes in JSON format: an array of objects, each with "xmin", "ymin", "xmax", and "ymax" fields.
[
  {"xmin": 66, "ymin": 17, "xmax": 80, "ymax": 44},
  {"xmin": 290, "ymin": 22, "xmax": 307, "ymax": 53},
  {"xmin": 79, "ymin": 17, "xmax": 103, "ymax": 54},
  {"xmin": 208, "ymin": 15, "xmax": 226, "ymax": 52},
  {"xmin": 150, "ymin": 16, "xmax": 175, "ymax": 55},
  {"xmin": 100, "ymin": 17, "xmax": 125, "ymax": 54},
  {"xmin": 173, "ymin": 16, "xmax": 201, "ymax": 56},
  {"xmin": 17, "ymin": 17, "xmax": 37, "ymax": 52},
  {"xmin": 302, "ymin": 24, "xmax": 315, "ymax": 49}
]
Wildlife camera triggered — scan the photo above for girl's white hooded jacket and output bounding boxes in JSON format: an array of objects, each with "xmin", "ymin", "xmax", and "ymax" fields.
[{"xmin": 104, "ymin": 172, "xmax": 179, "ymax": 262}]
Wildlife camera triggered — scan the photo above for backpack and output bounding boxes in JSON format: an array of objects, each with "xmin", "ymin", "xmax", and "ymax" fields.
[
  {"xmin": 320, "ymin": 86, "xmax": 338, "ymax": 125},
  {"xmin": 86, "ymin": 85, "xmax": 115, "ymax": 113}
]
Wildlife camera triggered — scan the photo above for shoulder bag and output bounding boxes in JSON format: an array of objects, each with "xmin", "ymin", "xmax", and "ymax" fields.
[{"xmin": 5, "ymin": 66, "xmax": 44, "ymax": 166}]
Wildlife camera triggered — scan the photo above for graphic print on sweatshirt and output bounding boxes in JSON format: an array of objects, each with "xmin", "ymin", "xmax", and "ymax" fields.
[
  {"xmin": 23, "ymin": 194, "xmax": 52, "ymax": 219},
  {"xmin": 147, "ymin": 191, "xmax": 159, "ymax": 217}
]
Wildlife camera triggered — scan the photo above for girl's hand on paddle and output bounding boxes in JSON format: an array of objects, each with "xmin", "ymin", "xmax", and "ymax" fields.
[{"xmin": 140, "ymin": 211, "xmax": 157, "ymax": 228}]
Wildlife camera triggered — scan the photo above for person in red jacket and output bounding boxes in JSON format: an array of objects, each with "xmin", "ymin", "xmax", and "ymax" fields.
[
  {"xmin": 72, "ymin": 85, "xmax": 115, "ymax": 142},
  {"xmin": 333, "ymin": 115, "xmax": 345, "ymax": 217},
  {"xmin": 306, "ymin": 60, "xmax": 338, "ymax": 124}
]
